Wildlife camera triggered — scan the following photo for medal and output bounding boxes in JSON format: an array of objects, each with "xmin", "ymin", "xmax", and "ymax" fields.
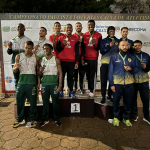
[
  {"xmin": 90, "ymin": 37, "xmax": 92, "ymax": 41},
  {"xmin": 66, "ymin": 37, "xmax": 68, "ymax": 41},
  {"xmin": 80, "ymin": 36, "xmax": 82, "ymax": 39}
]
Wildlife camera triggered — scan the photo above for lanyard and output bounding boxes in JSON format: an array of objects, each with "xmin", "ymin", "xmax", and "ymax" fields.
[
  {"xmin": 54, "ymin": 32, "xmax": 60, "ymax": 36},
  {"xmin": 119, "ymin": 52, "xmax": 127, "ymax": 65},
  {"xmin": 38, "ymin": 38, "xmax": 46, "ymax": 45},
  {"xmin": 122, "ymin": 38, "xmax": 128, "ymax": 43},
  {"xmin": 109, "ymin": 37, "xmax": 114, "ymax": 40},
  {"xmin": 65, "ymin": 35, "xmax": 72, "ymax": 41},
  {"xmin": 76, "ymin": 32, "xmax": 82, "ymax": 39},
  {"xmin": 89, "ymin": 31, "xmax": 94, "ymax": 40},
  {"xmin": 135, "ymin": 53, "xmax": 142, "ymax": 62}
]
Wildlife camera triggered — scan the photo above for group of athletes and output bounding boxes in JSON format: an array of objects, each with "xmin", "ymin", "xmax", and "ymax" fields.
[{"xmin": 7, "ymin": 20, "xmax": 150, "ymax": 128}]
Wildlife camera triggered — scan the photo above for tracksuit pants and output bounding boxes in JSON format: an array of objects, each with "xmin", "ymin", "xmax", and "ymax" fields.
[
  {"xmin": 61, "ymin": 61, "xmax": 75, "ymax": 91},
  {"xmin": 85, "ymin": 59, "xmax": 97, "ymax": 93},
  {"xmin": 73, "ymin": 57, "xmax": 85, "ymax": 90},
  {"xmin": 131, "ymin": 82, "xmax": 149, "ymax": 118},
  {"xmin": 100, "ymin": 65, "xmax": 112, "ymax": 99},
  {"xmin": 12, "ymin": 65, "xmax": 19, "ymax": 88},
  {"xmin": 16, "ymin": 84, "xmax": 38, "ymax": 122},
  {"xmin": 41, "ymin": 84, "xmax": 60, "ymax": 121},
  {"xmin": 113, "ymin": 84, "xmax": 134, "ymax": 120}
]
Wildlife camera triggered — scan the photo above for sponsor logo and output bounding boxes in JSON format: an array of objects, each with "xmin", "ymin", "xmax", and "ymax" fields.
[
  {"xmin": 3, "ymin": 40, "xmax": 9, "ymax": 48},
  {"xmin": 53, "ymin": 25, "xmax": 66, "ymax": 32},
  {"xmin": 5, "ymin": 76, "xmax": 13, "ymax": 83},
  {"xmin": 2, "ymin": 26, "xmax": 10, "ymax": 32},
  {"xmin": 96, "ymin": 25, "xmax": 108, "ymax": 32},
  {"xmin": 143, "ymin": 42, "xmax": 150, "ymax": 47},
  {"xmin": 115, "ymin": 26, "xmax": 120, "ymax": 32},
  {"xmin": 128, "ymin": 28, "xmax": 146, "ymax": 31},
  {"xmin": 11, "ymin": 27, "xmax": 32, "ymax": 31}
]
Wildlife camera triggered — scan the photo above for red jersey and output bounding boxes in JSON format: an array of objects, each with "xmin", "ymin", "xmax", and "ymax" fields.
[
  {"xmin": 83, "ymin": 31, "xmax": 102, "ymax": 60},
  {"xmin": 73, "ymin": 33, "xmax": 83, "ymax": 56},
  {"xmin": 49, "ymin": 33, "xmax": 65, "ymax": 58},
  {"xmin": 57, "ymin": 34, "xmax": 79, "ymax": 63}
]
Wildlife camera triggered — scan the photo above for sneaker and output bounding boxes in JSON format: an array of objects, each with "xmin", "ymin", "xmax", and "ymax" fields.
[
  {"xmin": 73, "ymin": 89, "xmax": 78, "ymax": 94},
  {"xmin": 59, "ymin": 91, "xmax": 64, "ymax": 98},
  {"xmin": 30, "ymin": 121, "xmax": 37, "ymax": 128},
  {"xmin": 39, "ymin": 120, "xmax": 49, "ymax": 127},
  {"xmin": 100, "ymin": 98, "xmax": 106, "ymax": 105},
  {"xmin": 107, "ymin": 96, "xmax": 113, "ymax": 103},
  {"xmin": 25, "ymin": 99, "xmax": 30, "ymax": 105},
  {"xmin": 55, "ymin": 121, "xmax": 62, "ymax": 126},
  {"xmin": 11, "ymin": 119, "xmax": 25, "ymax": 128},
  {"xmin": 123, "ymin": 119, "xmax": 132, "ymax": 127},
  {"xmin": 69, "ymin": 91, "xmax": 76, "ymax": 98},
  {"xmin": 131, "ymin": 114, "xmax": 138, "ymax": 121},
  {"xmin": 89, "ymin": 92, "xmax": 95, "ymax": 97},
  {"xmin": 143, "ymin": 116, "xmax": 150, "ymax": 124},
  {"xmin": 80, "ymin": 89, "xmax": 84, "ymax": 94},
  {"xmin": 113, "ymin": 118, "xmax": 119, "ymax": 126}
]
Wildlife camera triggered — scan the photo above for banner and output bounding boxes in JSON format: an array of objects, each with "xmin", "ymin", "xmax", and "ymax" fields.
[{"xmin": 1, "ymin": 14, "xmax": 150, "ymax": 92}]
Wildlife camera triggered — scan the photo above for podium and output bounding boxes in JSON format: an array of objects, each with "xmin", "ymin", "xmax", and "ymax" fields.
[{"xmin": 14, "ymin": 92, "xmax": 124, "ymax": 120}]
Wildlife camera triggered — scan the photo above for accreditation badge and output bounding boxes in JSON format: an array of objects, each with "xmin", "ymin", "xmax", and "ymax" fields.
[{"xmin": 128, "ymin": 58, "xmax": 131, "ymax": 62}]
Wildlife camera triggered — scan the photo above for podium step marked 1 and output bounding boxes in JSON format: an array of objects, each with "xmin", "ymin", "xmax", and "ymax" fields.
[{"xmin": 14, "ymin": 93, "xmax": 124, "ymax": 120}]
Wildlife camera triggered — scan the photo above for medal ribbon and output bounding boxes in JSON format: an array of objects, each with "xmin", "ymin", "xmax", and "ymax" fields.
[
  {"xmin": 119, "ymin": 52, "xmax": 127, "ymax": 65},
  {"xmin": 135, "ymin": 53, "xmax": 142, "ymax": 62}
]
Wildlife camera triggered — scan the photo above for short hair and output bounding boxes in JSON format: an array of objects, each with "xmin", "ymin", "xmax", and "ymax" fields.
[
  {"xmin": 54, "ymin": 22, "xmax": 61, "ymax": 27},
  {"xmin": 121, "ymin": 27, "xmax": 129, "ymax": 31},
  {"xmin": 43, "ymin": 43, "xmax": 53, "ymax": 50},
  {"xmin": 40, "ymin": 27, "xmax": 47, "ymax": 32},
  {"xmin": 88, "ymin": 20, "xmax": 95, "ymax": 25},
  {"xmin": 25, "ymin": 41, "xmax": 34, "ymax": 47},
  {"xmin": 133, "ymin": 40, "xmax": 142, "ymax": 45},
  {"xmin": 76, "ymin": 22, "xmax": 82, "ymax": 25},
  {"xmin": 107, "ymin": 26, "xmax": 115, "ymax": 34},
  {"xmin": 17, "ymin": 23, "xmax": 25, "ymax": 29},
  {"xmin": 66, "ymin": 23, "xmax": 73, "ymax": 28}
]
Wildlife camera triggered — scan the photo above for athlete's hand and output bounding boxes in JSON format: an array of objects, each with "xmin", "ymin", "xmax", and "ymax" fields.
[
  {"xmin": 57, "ymin": 85, "xmax": 62, "ymax": 93},
  {"xmin": 8, "ymin": 41, "xmax": 12, "ymax": 49},
  {"xmin": 40, "ymin": 66, "xmax": 45, "ymax": 72},
  {"xmin": 141, "ymin": 62, "xmax": 146, "ymax": 69},
  {"xmin": 53, "ymin": 35, "xmax": 56, "ymax": 41},
  {"xmin": 124, "ymin": 66, "xmax": 132, "ymax": 71},
  {"xmin": 110, "ymin": 40, "xmax": 115, "ymax": 47},
  {"xmin": 62, "ymin": 40, "xmax": 67, "ymax": 45},
  {"xmin": 111, "ymin": 86, "xmax": 116, "ymax": 92},
  {"xmin": 75, "ymin": 64, "xmax": 78, "ymax": 69},
  {"xmin": 91, "ymin": 39, "xmax": 96, "ymax": 46},
  {"xmin": 81, "ymin": 59, "xmax": 84, "ymax": 66},
  {"xmin": 16, "ymin": 63, "xmax": 21, "ymax": 68}
]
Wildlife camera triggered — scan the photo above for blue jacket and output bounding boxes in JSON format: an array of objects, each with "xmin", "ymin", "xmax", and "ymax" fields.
[
  {"xmin": 120, "ymin": 38, "xmax": 134, "ymax": 53},
  {"xmin": 108, "ymin": 52, "xmax": 139, "ymax": 86},
  {"xmin": 134, "ymin": 52, "xmax": 150, "ymax": 83},
  {"xmin": 100, "ymin": 36, "xmax": 120, "ymax": 65}
]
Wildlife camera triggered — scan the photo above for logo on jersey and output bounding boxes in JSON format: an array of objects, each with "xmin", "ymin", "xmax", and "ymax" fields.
[
  {"xmin": 5, "ymin": 76, "xmax": 13, "ymax": 83},
  {"xmin": 2, "ymin": 26, "xmax": 10, "ymax": 32},
  {"xmin": 115, "ymin": 42, "xmax": 118, "ymax": 45},
  {"xmin": 65, "ymin": 41, "xmax": 71, "ymax": 48},
  {"xmin": 128, "ymin": 58, "xmax": 131, "ymax": 62}
]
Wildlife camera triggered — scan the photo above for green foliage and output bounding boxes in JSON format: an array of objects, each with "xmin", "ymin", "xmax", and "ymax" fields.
[{"xmin": 0, "ymin": 0, "xmax": 115, "ymax": 13}]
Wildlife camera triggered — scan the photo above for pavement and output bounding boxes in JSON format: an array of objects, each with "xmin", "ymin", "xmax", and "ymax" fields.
[{"xmin": 0, "ymin": 96, "xmax": 150, "ymax": 150}]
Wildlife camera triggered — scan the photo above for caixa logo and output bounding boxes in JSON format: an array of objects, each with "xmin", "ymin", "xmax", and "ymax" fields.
[{"xmin": 128, "ymin": 28, "xmax": 146, "ymax": 31}]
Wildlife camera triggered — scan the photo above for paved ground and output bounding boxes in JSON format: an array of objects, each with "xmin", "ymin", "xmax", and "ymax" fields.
[{"xmin": 0, "ymin": 96, "xmax": 150, "ymax": 150}]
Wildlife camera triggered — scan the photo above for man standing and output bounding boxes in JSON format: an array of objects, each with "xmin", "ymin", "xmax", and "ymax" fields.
[
  {"xmin": 12, "ymin": 41, "xmax": 39, "ymax": 128},
  {"xmin": 131, "ymin": 40, "xmax": 150, "ymax": 124},
  {"xmin": 120, "ymin": 27, "xmax": 134, "ymax": 53},
  {"xmin": 83, "ymin": 20, "xmax": 102, "ymax": 97},
  {"xmin": 108, "ymin": 41, "xmax": 138, "ymax": 127},
  {"xmin": 49, "ymin": 22, "xmax": 65, "ymax": 58},
  {"xmin": 7, "ymin": 23, "xmax": 31, "ymax": 88},
  {"xmin": 73, "ymin": 22, "xmax": 85, "ymax": 94},
  {"xmin": 56, "ymin": 24, "xmax": 79, "ymax": 98},
  {"xmin": 39, "ymin": 43, "xmax": 62, "ymax": 127},
  {"xmin": 100, "ymin": 26, "xmax": 120, "ymax": 104},
  {"xmin": 33, "ymin": 27, "xmax": 53, "ymax": 59}
]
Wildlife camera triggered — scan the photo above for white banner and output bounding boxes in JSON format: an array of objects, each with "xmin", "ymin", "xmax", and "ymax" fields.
[{"xmin": 1, "ymin": 20, "xmax": 150, "ymax": 91}]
